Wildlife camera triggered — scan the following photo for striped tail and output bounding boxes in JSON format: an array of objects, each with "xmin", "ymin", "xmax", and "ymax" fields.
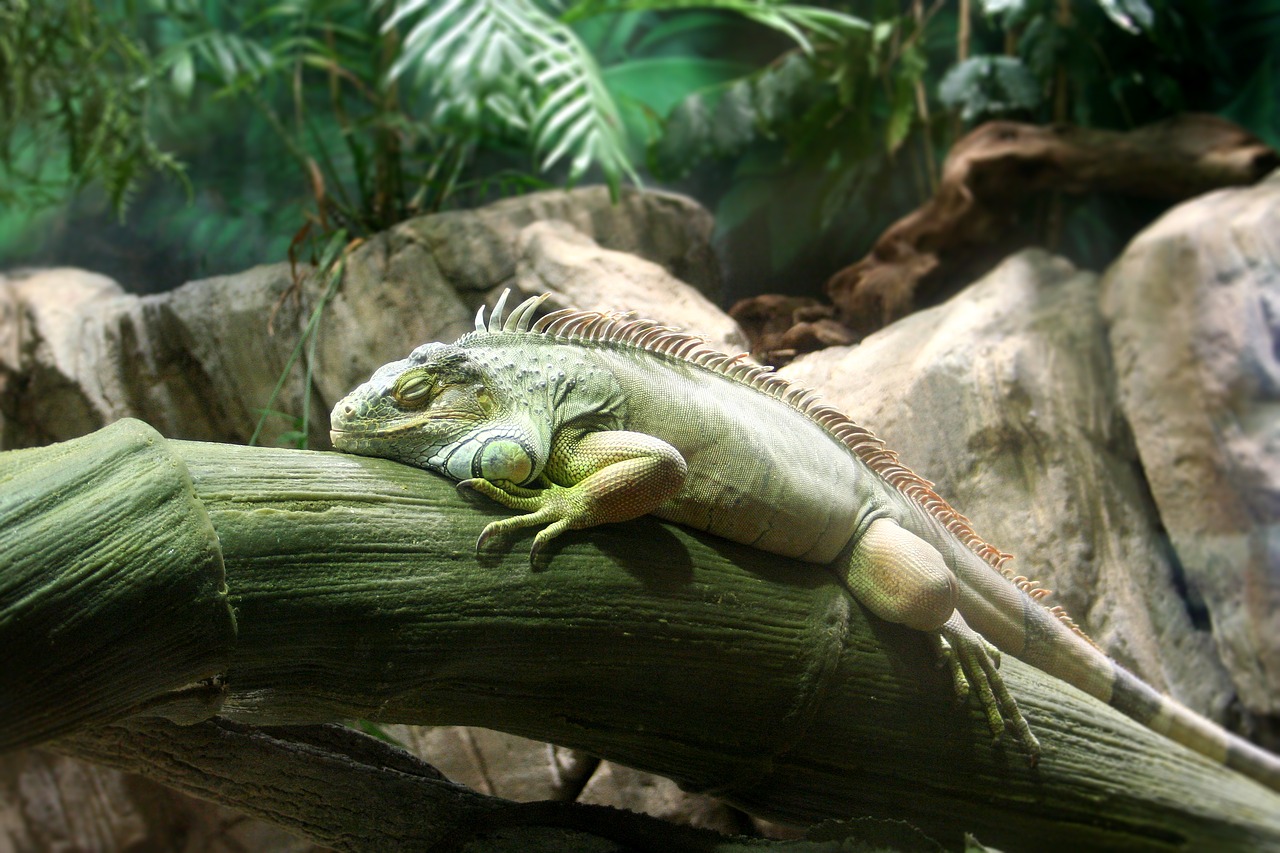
[
  {"xmin": 973, "ymin": 577, "xmax": 1280, "ymax": 793},
  {"xmin": 1109, "ymin": 665, "xmax": 1280, "ymax": 793},
  {"xmin": 1024, "ymin": 606, "xmax": 1280, "ymax": 792}
]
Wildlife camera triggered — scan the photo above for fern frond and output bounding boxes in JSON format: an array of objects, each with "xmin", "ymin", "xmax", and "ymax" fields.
[
  {"xmin": 562, "ymin": 1, "xmax": 869, "ymax": 55},
  {"xmin": 384, "ymin": 0, "xmax": 638, "ymax": 194}
]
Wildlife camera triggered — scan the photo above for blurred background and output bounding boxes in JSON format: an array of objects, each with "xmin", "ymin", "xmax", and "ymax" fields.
[{"xmin": 2, "ymin": 0, "xmax": 1277, "ymax": 301}]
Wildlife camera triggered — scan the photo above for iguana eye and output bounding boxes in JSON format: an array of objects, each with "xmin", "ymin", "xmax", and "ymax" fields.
[{"xmin": 393, "ymin": 373, "xmax": 434, "ymax": 406}]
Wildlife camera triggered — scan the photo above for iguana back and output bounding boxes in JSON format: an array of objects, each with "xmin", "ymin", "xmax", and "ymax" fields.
[{"xmin": 331, "ymin": 290, "xmax": 1280, "ymax": 794}]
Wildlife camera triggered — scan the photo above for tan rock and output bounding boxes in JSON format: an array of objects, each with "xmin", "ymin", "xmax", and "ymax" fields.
[
  {"xmin": 0, "ymin": 748, "xmax": 321, "ymax": 853},
  {"xmin": 0, "ymin": 187, "xmax": 719, "ymax": 452},
  {"xmin": 514, "ymin": 219, "xmax": 746, "ymax": 353},
  {"xmin": 1101, "ymin": 169, "xmax": 1280, "ymax": 722},
  {"xmin": 782, "ymin": 250, "xmax": 1236, "ymax": 719},
  {"xmin": 577, "ymin": 760, "xmax": 750, "ymax": 836}
]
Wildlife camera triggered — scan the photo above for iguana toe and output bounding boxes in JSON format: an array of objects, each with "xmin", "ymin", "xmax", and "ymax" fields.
[
  {"xmin": 932, "ymin": 633, "xmax": 971, "ymax": 704},
  {"xmin": 939, "ymin": 612, "xmax": 1040, "ymax": 763},
  {"xmin": 458, "ymin": 478, "xmax": 586, "ymax": 567}
]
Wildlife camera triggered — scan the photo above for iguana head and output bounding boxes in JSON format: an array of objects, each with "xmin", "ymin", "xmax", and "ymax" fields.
[{"xmin": 329, "ymin": 341, "xmax": 537, "ymax": 484}]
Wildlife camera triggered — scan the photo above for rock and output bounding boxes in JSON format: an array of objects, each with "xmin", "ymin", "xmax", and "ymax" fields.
[
  {"xmin": 0, "ymin": 187, "xmax": 720, "ymax": 452},
  {"xmin": 0, "ymin": 748, "xmax": 320, "ymax": 853},
  {"xmin": 1100, "ymin": 169, "xmax": 1280, "ymax": 730},
  {"xmin": 389, "ymin": 725, "xmax": 578, "ymax": 802},
  {"xmin": 0, "ymin": 268, "xmax": 125, "ymax": 446},
  {"xmin": 576, "ymin": 761, "xmax": 752, "ymax": 836},
  {"xmin": 401, "ymin": 185, "xmax": 721, "ymax": 300},
  {"xmin": 315, "ymin": 187, "xmax": 719, "ymax": 408},
  {"xmin": 727, "ymin": 293, "xmax": 843, "ymax": 363},
  {"xmin": 782, "ymin": 250, "xmax": 1236, "ymax": 720},
  {"xmin": 389, "ymin": 725, "xmax": 753, "ymax": 835},
  {"xmin": 513, "ymin": 219, "xmax": 745, "ymax": 353}
]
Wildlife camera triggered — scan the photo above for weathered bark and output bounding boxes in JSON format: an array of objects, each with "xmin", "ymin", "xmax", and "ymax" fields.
[
  {"xmin": 3, "ymin": 421, "xmax": 1280, "ymax": 851},
  {"xmin": 731, "ymin": 115, "xmax": 1278, "ymax": 360},
  {"xmin": 827, "ymin": 114, "xmax": 1278, "ymax": 333},
  {"xmin": 0, "ymin": 419, "xmax": 235, "ymax": 750},
  {"xmin": 54, "ymin": 719, "xmax": 748, "ymax": 853}
]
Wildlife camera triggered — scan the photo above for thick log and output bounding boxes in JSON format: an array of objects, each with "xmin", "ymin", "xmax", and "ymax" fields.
[
  {"xmin": 0, "ymin": 419, "xmax": 234, "ymax": 750},
  {"xmin": 55, "ymin": 719, "xmax": 745, "ymax": 853},
  {"xmin": 2, "ymin": 422, "xmax": 1279, "ymax": 850}
]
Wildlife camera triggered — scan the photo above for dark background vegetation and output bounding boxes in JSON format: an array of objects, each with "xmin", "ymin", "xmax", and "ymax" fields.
[{"xmin": 2, "ymin": 0, "xmax": 1277, "ymax": 299}]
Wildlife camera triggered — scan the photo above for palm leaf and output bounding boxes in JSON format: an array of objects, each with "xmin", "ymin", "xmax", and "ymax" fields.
[{"xmin": 384, "ymin": 0, "xmax": 638, "ymax": 194}]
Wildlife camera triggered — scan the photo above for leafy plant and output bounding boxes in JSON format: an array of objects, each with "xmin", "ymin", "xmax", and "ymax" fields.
[
  {"xmin": 3, "ymin": 0, "xmax": 1277, "ymax": 300},
  {"xmin": 249, "ymin": 227, "xmax": 352, "ymax": 448},
  {"xmin": 938, "ymin": 55, "xmax": 1039, "ymax": 122},
  {"xmin": 385, "ymin": 0, "xmax": 640, "ymax": 194},
  {"xmin": 0, "ymin": 0, "xmax": 186, "ymax": 213},
  {"xmin": 640, "ymin": 0, "xmax": 1280, "ymax": 292}
]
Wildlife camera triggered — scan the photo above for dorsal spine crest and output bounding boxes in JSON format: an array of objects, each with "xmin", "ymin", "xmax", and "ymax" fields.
[{"xmin": 472, "ymin": 293, "xmax": 1094, "ymax": 645}]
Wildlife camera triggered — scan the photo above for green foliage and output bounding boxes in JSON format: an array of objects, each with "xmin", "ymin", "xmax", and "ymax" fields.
[
  {"xmin": 2, "ymin": 0, "xmax": 1278, "ymax": 299},
  {"xmin": 0, "ymin": 0, "xmax": 186, "ymax": 214},
  {"xmin": 938, "ymin": 56, "xmax": 1039, "ymax": 122},
  {"xmin": 386, "ymin": 0, "xmax": 638, "ymax": 193},
  {"xmin": 0, "ymin": 0, "xmax": 874, "ymax": 281},
  {"xmin": 646, "ymin": 6, "xmax": 931, "ymax": 283},
  {"xmin": 249, "ymin": 227, "xmax": 349, "ymax": 449},
  {"xmin": 641, "ymin": 0, "xmax": 1280, "ymax": 290}
]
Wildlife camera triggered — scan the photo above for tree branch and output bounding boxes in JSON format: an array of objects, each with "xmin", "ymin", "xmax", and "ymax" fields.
[
  {"xmin": 54, "ymin": 719, "xmax": 744, "ymax": 852},
  {"xmin": 4, "ymin": 420, "xmax": 1280, "ymax": 850}
]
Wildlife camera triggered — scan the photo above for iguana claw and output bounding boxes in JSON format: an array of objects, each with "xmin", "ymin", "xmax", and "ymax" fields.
[
  {"xmin": 937, "ymin": 612, "xmax": 1039, "ymax": 764},
  {"xmin": 457, "ymin": 477, "xmax": 583, "ymax": 568}
]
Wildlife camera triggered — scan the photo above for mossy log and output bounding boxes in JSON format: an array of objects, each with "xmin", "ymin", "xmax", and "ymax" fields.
[{"xmin": 3, "ymin": 420, "xmax": 1280, "ymax": 851}]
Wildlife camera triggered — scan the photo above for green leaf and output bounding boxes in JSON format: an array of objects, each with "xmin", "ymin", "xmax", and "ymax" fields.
[
  {"xmin": 1098, "ymin": 0, "xmax": 1155, "ymax": 35},
  {"xmin": 885, "ymin": 76, "xmax": 916, "ymax": 155},
  {"xmin": 603, "ymin": 57, "xmax": 752, "ymax": 120},
  {"xmin": 939, "ymin": 55, "xmax": 1041, "ymax": 122},
  {"xmin": 631, "ymin": 11, "xmax": 725, "ymax": 55},
  {"xmin": 170, "ymin": 49, "xmax": 195, "ymax": 100},
  {"xmin": 387, "ymin": 0, "xmax": 638, "ymax": 194}
]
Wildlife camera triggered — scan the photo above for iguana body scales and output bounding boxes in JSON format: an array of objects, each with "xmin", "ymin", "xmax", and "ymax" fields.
[{"xmin": 331, "ymin": 290, "xmax": 1280, "ymax": 794}]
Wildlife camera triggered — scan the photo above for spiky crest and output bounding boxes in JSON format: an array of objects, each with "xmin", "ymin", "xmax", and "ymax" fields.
[{"xmin": 472, "ymin": 291, "xmax": 1094, "ymax": 645}]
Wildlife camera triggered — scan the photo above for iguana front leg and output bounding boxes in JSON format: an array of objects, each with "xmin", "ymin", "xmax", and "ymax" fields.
[
  {"xmin": 459, "ymin": 429, "xmax": 688, "ymax": 565},
  {"xmin": 841, "ymin": 517, "xmax": 1040, "ymax": 760}
]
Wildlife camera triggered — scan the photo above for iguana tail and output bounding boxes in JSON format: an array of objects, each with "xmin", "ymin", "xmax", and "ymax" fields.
[
  {"xmin": 1107, "ymin": 664, "xmax": 1280, "ymax": 792},
  {"xmin": 1007, "ymin": 593, "xmax": 1280, "ymax": 793}
]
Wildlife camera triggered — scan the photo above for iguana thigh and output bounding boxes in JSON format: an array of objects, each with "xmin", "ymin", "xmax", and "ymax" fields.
[{"xmin": 840, "ymin": 517, "xmax": 1039, "ymax": 758}]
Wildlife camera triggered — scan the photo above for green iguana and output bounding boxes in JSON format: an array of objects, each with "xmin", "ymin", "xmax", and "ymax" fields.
[{"xmin": 330, "ymin": 289, "xmax": 1280, "ymax": 793}]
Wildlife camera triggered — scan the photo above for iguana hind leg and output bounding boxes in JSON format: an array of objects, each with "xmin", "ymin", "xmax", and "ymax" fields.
[
  {"xmin": 841, "ymin": 517, "xmax": 1040, "ymax": 761},
  {"xmin": 460, "ymin": 429, "xmax": 687, "ymax": 566}
]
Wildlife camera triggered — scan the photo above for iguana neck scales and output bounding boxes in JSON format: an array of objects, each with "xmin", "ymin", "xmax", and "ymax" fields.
[{"xmin": 331, "ymin": 290, "xmax": 1280, "ymax": 794}]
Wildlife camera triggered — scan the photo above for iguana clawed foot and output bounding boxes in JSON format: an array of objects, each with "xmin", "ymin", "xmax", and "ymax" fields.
[
  {"xmin": 459, "ymin": 436, "xmax": 686, "ymax": 568},
  {"xmin": 935, "ymin": 612, "xmax": 1040, "ymax": 764},
  {"xmin": 841, "ymin": 517, "xmax": 1039, "ymax": 765},
  {"xmin": 458, "ymin": 478, "xmax": 593, "ymax": 567}
]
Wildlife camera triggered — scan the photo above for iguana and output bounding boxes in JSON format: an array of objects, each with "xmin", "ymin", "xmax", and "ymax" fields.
[{"xmin": 330, "ymin": 289, "xmax": 1280, "ymax": 793}]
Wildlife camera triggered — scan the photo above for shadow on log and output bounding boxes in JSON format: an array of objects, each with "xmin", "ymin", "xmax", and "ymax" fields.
[{"xmin": 4, "ymin": 420, "xmax": 1280, "ymax": 851}]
